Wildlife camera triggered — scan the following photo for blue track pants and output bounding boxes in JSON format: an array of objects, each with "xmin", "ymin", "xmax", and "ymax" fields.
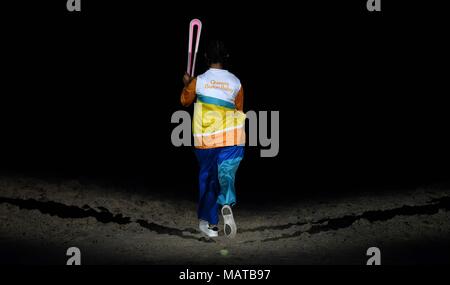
[{"xmin": 194, "ymin": 146, "xmax": 244, "ymax": 225}]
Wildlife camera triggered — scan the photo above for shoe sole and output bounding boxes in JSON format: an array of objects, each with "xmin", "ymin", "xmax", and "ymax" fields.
[{"xmin": 221, "ymin": 206, "xmax": 237, "ymax": 239}]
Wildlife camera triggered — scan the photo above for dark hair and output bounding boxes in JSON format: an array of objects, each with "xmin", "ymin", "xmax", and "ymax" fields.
[{"xmin": 205, "ymin": 40, "xmax": 229, "ymax": 65}]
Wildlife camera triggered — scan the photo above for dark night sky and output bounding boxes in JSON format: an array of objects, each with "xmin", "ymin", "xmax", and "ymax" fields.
[{"xmin": 1, "ymin": 1, "xmax": 449, "ymax": 201}]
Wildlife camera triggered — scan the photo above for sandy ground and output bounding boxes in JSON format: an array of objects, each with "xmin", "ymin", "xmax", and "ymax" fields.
[{"xmin": 1, "ymin": 175, "xmax": 450, "ymax": 265}]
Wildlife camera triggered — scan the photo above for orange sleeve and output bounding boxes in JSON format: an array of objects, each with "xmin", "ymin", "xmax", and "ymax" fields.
[
  {"xmin": 235, "ymin": 86, "xmax": 244, "ymax": 111},
  {"xmin": 180, "ymin": 78, "xmax": 197, "ymax": 107}
]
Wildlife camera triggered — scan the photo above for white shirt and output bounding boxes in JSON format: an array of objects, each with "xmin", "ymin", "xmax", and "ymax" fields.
[{"xmin": 195, "ymin": 68, "xmax": 242, "ymax": 105}]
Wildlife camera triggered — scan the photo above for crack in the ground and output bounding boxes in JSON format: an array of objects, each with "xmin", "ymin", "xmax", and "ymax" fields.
[
  {"xmin": 240, "ymin": 221, "xmax": 309, "ymax": 233},
  {"xmin": 0, "ymin": 197, "xmax": 131, "ymax": 224},
  {"xmin": 135, "ymin": 220, "xmax": 214, "ymax": 243},
  {"xmin": 3, "ymin": 194, "xmax": 449, "ymax": 245},
  {"xmin": 239, "ymin": 222, "xmax": 308, "ymax": 233},
  {"xmin": 0, "ymin": 197, "xmax": 213, "ymax": 243},
  {"xmin": 245, "ymin": 196, "xmax": 450, "ymax": 243}
]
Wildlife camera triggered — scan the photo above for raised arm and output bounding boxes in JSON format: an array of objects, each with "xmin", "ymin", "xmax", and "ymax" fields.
[{"xmin": 180, "ymin": 74, "xmax": 197, "ymax": 107}]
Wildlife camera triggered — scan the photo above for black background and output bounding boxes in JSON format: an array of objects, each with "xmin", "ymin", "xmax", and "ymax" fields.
[{"xmin": 1, "ymin": 1, "xmax": 449, "ymax": 203}]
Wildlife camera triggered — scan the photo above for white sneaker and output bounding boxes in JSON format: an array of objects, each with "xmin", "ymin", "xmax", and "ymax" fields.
[
  {"xmin": 199, "ymin": 220, "xmax": 219, "ymax": 237},
  {"xmin": 221, "ymin": 205, "xmax": 237, "ymax": 239}
]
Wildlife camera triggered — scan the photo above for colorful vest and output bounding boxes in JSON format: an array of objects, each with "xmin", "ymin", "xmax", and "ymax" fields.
[{"xmin": 193, "ymin": 68, "xmax": 246, "ymax": 149}]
